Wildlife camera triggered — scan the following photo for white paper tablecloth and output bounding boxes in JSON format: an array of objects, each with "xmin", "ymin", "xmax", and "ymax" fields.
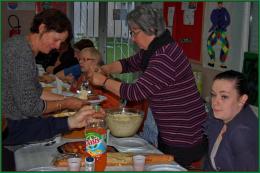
[{"xmin": 14, "ymin": 135, "xmax": 185, "ymax": 171}]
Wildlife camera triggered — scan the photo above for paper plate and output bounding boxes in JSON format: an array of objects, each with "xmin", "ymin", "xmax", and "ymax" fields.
[
  {"xmin": 112, "ymin": 137, "xmax": 147, "ymax": 152},
  {"xmin": 51, "ymin": 88, "xmax": 75, "ymax": 97},
  {"xmin": 26, "ymin": 166, "xmax": 62, "ymax": 171},
  {"xmin": 145, "ymin": 164, "xmax": 187, "ymax": 171},
  {"xmin": 87, "ymin": 95, "xmax": 107, "ymax": 104}
]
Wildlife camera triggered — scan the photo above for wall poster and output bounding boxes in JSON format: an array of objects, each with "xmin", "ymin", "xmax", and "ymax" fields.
[
  {"xmin": 7, "ymin": 2, "xmax": 35, "ymax": 11},
  {"xmin": 202, "ymin": 2, "xmax": 251, "ymax": 71},
  {"xmin": 35, "ymin": 2, "xmax": 67, "ymax": 14}
]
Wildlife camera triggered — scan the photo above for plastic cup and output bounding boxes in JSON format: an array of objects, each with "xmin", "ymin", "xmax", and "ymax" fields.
[
  {"xmin": 133, "ymin": 155, "xmax": 145, "ymax": 171},
  {"xmin": 68, "ymin": 157, "xmax": 81, "ymax": 171}
]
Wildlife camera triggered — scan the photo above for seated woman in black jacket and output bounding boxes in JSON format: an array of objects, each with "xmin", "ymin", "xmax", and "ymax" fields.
[{"xmin": 203, "ymin": 70, "xmax": 258, "ymax": 171}]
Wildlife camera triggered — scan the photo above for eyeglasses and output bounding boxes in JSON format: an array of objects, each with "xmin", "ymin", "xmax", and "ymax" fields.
[
  {"xmin": 130, "ymin": 30, "xmax": 142, "ymax": 37},
  {"xmin": 79, "ymin": 58, "xmax": 95, "ymax": 63}
]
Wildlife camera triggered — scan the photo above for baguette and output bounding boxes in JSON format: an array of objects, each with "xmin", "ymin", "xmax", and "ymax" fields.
[
  {"xmin": 145, "ymin": 154, "xmax": 174, "ymax": 164},
  {"xmin": 53, "ymin": 152, "xmax": 174, "ymax": 167},
  {"xmin": 107, "ymin": 153, "xmax": 174, "ymax": 166},
  {"xmin": 107, "ymin": 152, "xmax": 133, "ymax": 166}
]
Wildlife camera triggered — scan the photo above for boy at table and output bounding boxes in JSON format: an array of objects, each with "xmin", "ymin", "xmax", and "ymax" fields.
[{"xmin": 70, "ymin": 47, "xmax": 121, "ymax": 109}]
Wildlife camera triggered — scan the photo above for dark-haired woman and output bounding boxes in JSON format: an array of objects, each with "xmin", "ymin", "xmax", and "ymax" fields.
[
  {"xmin": 3, "ymin": 9, "xmax": 84, "ymax": 120},
  {"xmin": 203, "ymin": 70, "xmax": 258, "ymax": 171}
]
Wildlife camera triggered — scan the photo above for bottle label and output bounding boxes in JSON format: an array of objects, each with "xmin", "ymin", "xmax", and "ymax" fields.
[{"xmin": 85, "ymin": 132, "xmax": 106, "ymax": 157}]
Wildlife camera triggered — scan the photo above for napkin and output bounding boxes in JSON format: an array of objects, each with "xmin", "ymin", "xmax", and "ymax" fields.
[
  {"xmin": 37, "ymin": 64, "xmax": 45, "ymax": 76},
  {"xmin": 55, "ymin": 77, "xmax": 63, "ymax": 94}
]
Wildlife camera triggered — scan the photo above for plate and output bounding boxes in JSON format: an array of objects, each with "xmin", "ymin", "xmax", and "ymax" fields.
[
  {"xmin": 51, "ymin": 88, "xmax": 75, "ymax": 97},
  {"xmin": 87, "ymin": 95, "xmax": 107, "ymax": 104},
  {"xmin": 145, "ymin": 164, "xmax": 187, "ymax": 171},
  {"xmin": 112, "ymin": 137, "xmax": 147, "ymax": 151},
  {"xmin": 145, "ymin": 164, "xmax": 186, "ymax": 171},
  {"xmin": 26, "ymin": 166, "xmax": 62, "ymax": 171}
]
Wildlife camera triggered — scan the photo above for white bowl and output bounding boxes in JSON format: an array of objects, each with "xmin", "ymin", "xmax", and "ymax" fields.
[{"xmin": 106, "ymin": 108, "xmax": 144, "ymax": 137}]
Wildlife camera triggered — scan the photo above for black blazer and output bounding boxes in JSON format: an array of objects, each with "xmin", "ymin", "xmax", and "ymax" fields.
[{"xmin": 203, "ymin": 105, "xmax": 258, "ymax": 171}]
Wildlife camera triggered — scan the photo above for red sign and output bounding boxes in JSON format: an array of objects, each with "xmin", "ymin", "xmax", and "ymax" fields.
[{"xmin": 163, "ymin": 2, "xmax": 204, "ymax": 63}]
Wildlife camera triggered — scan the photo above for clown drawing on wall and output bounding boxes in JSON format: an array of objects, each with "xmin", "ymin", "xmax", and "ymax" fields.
[{"xmin": 207, "ymin": 2, "xmax": 230, "ymax": 69}]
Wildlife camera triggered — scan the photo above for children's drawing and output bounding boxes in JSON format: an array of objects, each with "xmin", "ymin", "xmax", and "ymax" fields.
[{"xmin": 207, "ymin": 2, "xmax": 230, "ymax": 68}]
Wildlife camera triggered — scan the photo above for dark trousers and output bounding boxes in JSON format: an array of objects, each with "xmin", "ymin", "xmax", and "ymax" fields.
[
  {"xmin": 2, "ymin": 128, "xmax": 16, "ymax": 171},
  {"xmin": 158, "ymin": 135, "xmax": 208, "ymax": 169},
  {"xmin": 2, "ymin": 147, "xmax": 16, "ymax": 171}
]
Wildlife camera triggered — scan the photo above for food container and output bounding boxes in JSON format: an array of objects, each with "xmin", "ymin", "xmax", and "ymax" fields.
[
  {"xmin": 56, "ymin": 141, "xmax": 118, "ymax": 155},
  {"xmin": 105, "ymin": 108, "xmax": 144, "ymax": 137}
]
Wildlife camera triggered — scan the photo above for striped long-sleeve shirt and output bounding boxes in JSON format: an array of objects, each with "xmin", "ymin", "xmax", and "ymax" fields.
[{"xmin": 119, "ymin": 41, "xmax": 207, "ymax": 147}]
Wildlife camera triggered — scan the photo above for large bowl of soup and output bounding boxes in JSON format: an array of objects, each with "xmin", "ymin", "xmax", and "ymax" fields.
[{"xmin": 106, "ymin": 108, "xmax": 144, "ymax": 137}]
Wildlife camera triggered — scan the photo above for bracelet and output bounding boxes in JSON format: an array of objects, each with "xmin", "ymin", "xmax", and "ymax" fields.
[
  {"xmin": 57, "ymin": 102, "xmax": 62, "ymax": 112},
  {"xmin": 102, "ymin": 77, "xmax": 110, "ymax": 88}
]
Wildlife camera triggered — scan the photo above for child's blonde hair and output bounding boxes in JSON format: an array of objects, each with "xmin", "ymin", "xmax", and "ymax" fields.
[{"xmin": 80, "ymin": 47, "xmax": 104, "ymax": 65}]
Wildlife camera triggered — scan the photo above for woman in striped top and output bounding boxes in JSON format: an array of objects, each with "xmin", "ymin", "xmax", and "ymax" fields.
[{"xmin": 89, "ymin": 6, "xmax": 207, "ymax": 168}]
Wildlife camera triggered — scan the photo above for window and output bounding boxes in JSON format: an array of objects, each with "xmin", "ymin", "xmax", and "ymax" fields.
[{"xmin": 73, "ymin": 2, "xmax": 137, "ymax": 83}]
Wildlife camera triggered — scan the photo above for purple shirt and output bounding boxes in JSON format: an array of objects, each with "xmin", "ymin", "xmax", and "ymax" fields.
[{"xmin": 119, "ymin": 41, "xmax": 207, "ymax": 147}]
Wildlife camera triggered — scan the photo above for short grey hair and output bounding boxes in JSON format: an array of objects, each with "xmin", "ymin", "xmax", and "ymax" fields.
[{"xmin": 127, "ymin": 6, "xmax": 166, "ymax": 37}]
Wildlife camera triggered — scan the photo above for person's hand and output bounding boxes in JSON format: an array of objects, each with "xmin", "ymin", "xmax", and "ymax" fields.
[
  {"xmin": 88, "ymin": 72, "xmax": 107, "ymax": 87},
  {"xmin": 2, "ymin": 115, "xmax": 7, "ymax": 132},
  {"xmin": 96, "ymin": 66, "xmax": 111, "ymax": 77},
  {"xmin": 38, "ymin": 74, "xmax": 56, "ymax": 83},
  {"xmin": 46, "ymin": 66, "xmax": 55, "ymax": 74},
  {"xmin": 63, "ymin": 97, "xmax": 86, "ymax": 110},
  {"xmin": 67, "ymin": 105, "xmax": 106, "ymax": 129},
  {"xmin": 95, "ymin": 66, "xmax": 108, "ymax": 75},
  {"xmin": 64, "ymin": 74, "xmax": 75, "ymax": 84}
]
